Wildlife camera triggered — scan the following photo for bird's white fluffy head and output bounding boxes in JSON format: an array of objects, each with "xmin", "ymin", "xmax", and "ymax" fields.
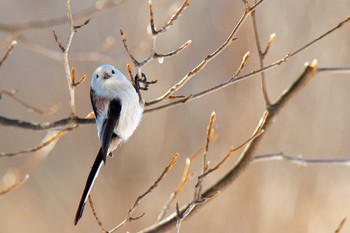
[{"xmin": 91, "ymin": 64, "xmax": 131, "ymax": 97}]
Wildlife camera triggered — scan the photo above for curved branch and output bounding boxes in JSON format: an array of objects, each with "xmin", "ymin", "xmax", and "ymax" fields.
[
  {"xmin": 139, "ymin": 61, "xmax": 318, "ymax": 233},
  {"xmin": 0, "ymin": 0, "xmax": 125, "ymax": 32},
  {"xmin": 145, "ymin": 0, "xmax": 265, "ymax": 106},
  {"xmin": 1, "ymin": 90, "xmax": 61, "ymax": 115},
  {"xmin": 0, "ymin": 40, "xmax": 17, "ymax": 67},
  {"xmin": 0, "ymin": 115, "xmax": 94, "ymax": 131},
  {"xmin": 253, "ymin": 153, "xmax": 350, "ymax": 166}
]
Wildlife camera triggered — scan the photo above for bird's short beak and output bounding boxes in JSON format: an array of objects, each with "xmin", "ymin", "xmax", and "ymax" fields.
[{"xmin": 103, "ymin": 73, "xmax": 111, "ymax": 79}]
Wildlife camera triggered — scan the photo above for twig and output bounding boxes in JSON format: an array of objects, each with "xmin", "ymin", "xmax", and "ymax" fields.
[
  {"xmin": 2, "ymin": 14, "xmax": 348, "ymax": 131},
  {"xmin": 194, "ymin": 112, "xmax": 216, "ymax": 200},
  {"xmin": 151, "ymin": 0, "xmax": 189, "ymax": 35},
  {"xmin": 1, "ymin": 90, "xmax": 61, "ymax": 115},
  {"xmin": 0, "ymin": 129, "xmax": 69, "ymax": 157},
  {"xmin": 251, "ymin": 6, "xmax": 274, "ymax": 106},
  {"xmin": 253, "ymin": 153, "xmax": 350, "ymax": 166},
  {"xmin": 0, "ymin": 0, "xmax": 124, "ymax": 32},
  {"xmin": 335, "ymin": 217, "xmax": 347, "ymax": 233},
  {"xmin": 0, "ymin": 129, "xmax": 62, "ymax": 194},
  {"xmin": 0, "ymin": 112, "xmax": 95, "ymax": 156},
  {"xmin": 128, "ymin": 153, "xmax": 179, "ymax": 214},
  {"xmin": 0, "ymin": 40, "xmax": 17, "ymax": 67},
  {"xmin": 88, "ymin": 195, "xmax": 108, "ymax": 233},
  {"xmin": 175, "ymin": 114, "xmax": 265, "ymax": 232},
  {"xmin": 53, "ymin": 30, "xmax": 65, "ymax": 52},
  {"xmin": 122, "ymin": 0, "xmax": 190, "ymax": 67},
  {"xmin": 63, "ymin": 0, "xmax": 77, "ymax": 117},
  {"xmin": 175, "ymin": 190, "xmax": 220, "ymax": 233},
  {"xmin": 126, "ymin": 63, "xmax": 143, "ymax": 102},
  {"xmin": 138, "ymin": 60, "xmax": 318, "ymax": 233},
  {"xmin": 289, "ymin": 16, "xmax": 350, "ymax": 58},
  {"xmin": 157, "ymin": 130, "xmax": 217, "ymax": 222},
  {"xmin": 145, "ymin": 14, "xmax": 350, "ymax": 113},
  {"xmin": 0, "ymin": 174, "xmax": 29, "ymax": 195},
  {"xmin": 108, "ymin": 153, "xmax": 179, "ymax": 233},
  {"xmin": 119, "ymin": 29, "xmax": 139, "ymax": 68},
  {"xmin": 71, "ymin": 67, "xmax": 87, "ymax": 87},
  {"xmin": 234, "ymin": 51, "xmax": 250, "ymax": 76},
  {"xmin": 17, "ymin": 34, "xmax": 115, "ymax": 63},
  {"xmin": 199, "ymin": 125, "xmax": 264, "ymax": 180},
  {"xmin": 154, "ymin": 40, "xmax": 191, "ymax": 61},
  {"xmin": 145, "ymin": 0, "xmax": 265, "ymax": 106},
  {"xmin": 73, "ymin": 19, "xmax": 90, "ymax": 31},
  {"xmin": 120, "ymin": 0, "xmax": 191, "ymax": 102},
  {"xmin": 0, "ymin": 115, "xmax": 94, "ymax": 131},
  {"xmin": 0, "ymin": 35, "xmax": 16, "ymax": 49},
  {"xmin": 318, "ymin": 67, "xmax": 350, "ymax": 74},
  {"xmin": 58, "ymin": 1, "xmax": 89, "ymax": 117}
]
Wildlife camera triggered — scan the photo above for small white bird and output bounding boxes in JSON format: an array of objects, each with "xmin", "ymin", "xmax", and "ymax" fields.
[{"xmin": 74, "ymin": 64, "xmax": 143, "ymax": 225}]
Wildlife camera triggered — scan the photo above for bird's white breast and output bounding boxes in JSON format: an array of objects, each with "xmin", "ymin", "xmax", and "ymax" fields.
[{"xmin": 114, "ymin": 84, "xmax": 143, "ymax": 141}]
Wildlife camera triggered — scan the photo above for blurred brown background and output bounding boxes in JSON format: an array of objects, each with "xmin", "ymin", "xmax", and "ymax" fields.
[{"xmin": 1, "ymin": 0, "xmax": 350, "ymax": 232}]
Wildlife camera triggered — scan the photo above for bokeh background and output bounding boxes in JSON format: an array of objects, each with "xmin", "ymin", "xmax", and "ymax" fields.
[{"xmin": 1, "ymin": 0, "xmax": 350, "ymax": 232}]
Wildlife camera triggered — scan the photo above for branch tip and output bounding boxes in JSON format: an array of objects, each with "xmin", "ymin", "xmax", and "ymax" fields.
[{"xmin": 0, "ymin": 39, "xmax": 18, "ymax": 67}]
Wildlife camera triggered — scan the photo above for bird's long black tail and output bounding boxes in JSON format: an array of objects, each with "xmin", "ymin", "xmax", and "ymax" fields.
[{"xmin": 74, "ymin": 148, "xmax": 104, "ymax": 225}]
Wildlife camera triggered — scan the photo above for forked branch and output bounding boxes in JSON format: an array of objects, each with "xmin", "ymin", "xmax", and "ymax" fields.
[{"xmin": 139, "ymin": 60, "xmax": 318, "ymax": 233}]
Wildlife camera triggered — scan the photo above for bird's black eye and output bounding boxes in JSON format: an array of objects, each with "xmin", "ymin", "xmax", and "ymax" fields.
[
  {"xmin": 111, "ymin": 70, "xmax": 115, "ymax": 74},
  {"xmin": 96, "ymin": 74, "xmax": 99, "ymax": 79}
]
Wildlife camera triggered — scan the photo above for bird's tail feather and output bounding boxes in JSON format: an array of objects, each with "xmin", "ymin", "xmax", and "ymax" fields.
[{"xmin": 74, "ymin": 148, "xmax": 104, "ymax": 225}]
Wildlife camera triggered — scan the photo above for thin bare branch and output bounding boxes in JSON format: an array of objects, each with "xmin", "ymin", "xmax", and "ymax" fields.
[
  {"xmin": 251, "ymin": 9, "xmax": 272, "ymax": 106},
  {"xmin": 234, "ymin": 51, "xmax": 250, "ymax": 76},
  {"xmin": 0, "ymin": 40, "xmax": 17, "ymax": 67},
  {"xmin": 119, "ymin": 28, "xmax": 138, "ymax": 67},
  {"xmin": 0, "ymin": 174, "xmax": 29, "ymax": 195},
  {"xmin": 121, "ymin": 8, "xmax": 190, "ymax": 69},
  {"xmin": 254, "ymin": 153, "xmax": 350, "ymax": 166},
  {"xmin": 199, "ymin": 126, "xmax": 264, "ymax": 181},
  {"xmin": 139, "ymin": 61, "xmax": 318, "ymax": 233},
  {"xmin": 53, "ymin": 30, "xmax": 65, "ymax": 52},
  {"xmin": 0, "ymin": 115, "xmax": 94, "ymax": 131},
  {"xmin": 0, "ymin": 35, "xmax": 16, "ymax": 49},
  {"xmin": 0, "ymin": 130, "xmax": 68, "ymax": 157},
  {"xmin": 154, "ymin": 40, "xmax": 191, "ymax": 59},
  {"xmin": 88, "ymin": 195, "xmax": 108, "ymax": 233},
  {"xmin": 1, "ymin": 2, "xmax": 346, "ymax": 131},
  {"xmin": 203, "ymin": 112, "xmax": 216, "ymax": 172},
  {"xmin": 71, "ymin": 67, "xmax": 87, "ymax": 87},
  {"xmin": 146, "ymin": 0, "xmax": 265, "ymax": 106},
  {"xmin": 129, "ymin": 153, "xmax": 179, "ymax": 212},
  {"xmin": 17, "ymin": 34, "xmax": 115, "ymax": 63},
  {"xmin": 289, "ymin": 16, "xmax": 350, "ymax": 58},
  {"xmin": 174, "ymin": 191, "xmax": 220, "ymax": 233},
  {"xmin": 151, "ymin": 0, "xmax": 189, "ymax": 35},
  {"xmin": 157, "ymin": 130, "xmax": 217, "ymax": 222},
  {"xmin": 0, "ymin": 112, "xmax": 95, "ymax": 157},
  {"xmin": 0, "ymin": 0, "xmax": 125, "ymax": 32},
  {"xmin": 64, "ymin": 0, "xmax": 77, "ymax": 117},
  {"xmin": 108, "ymin": 218, "xmax": 128, "ymax": 233},
  {"xmin": 145, "ymin": 16, "xmax": 350, "ymax": 113},
  {"xmin": 1, "ymin": 90, "xmax": 62, "ymax": 115},
  {"xmin": 263, "ymin": 33, "xmax": 276, "ymax": 56},
  {"xmin": 109, "ymin": 153, "xmax": 179, "ymax": 233},
  {"xmin": 73, "ymin": 19, "xmax": 90, "ymax": 31},
  {"xmin": 335, "ymin": 217, "xmax": 347, "ymax": 233},
  {"xmin": 126, "ymin": 63, "xmax": 143, "ymax": 103},
  {"xmin": 318, "ymin": 67, "xmax": 350, "ymax": 74},
  {"xmin": 194, "ymin": 112, "xmax": 216, "ymax": 200},
  {"xmin": 120, "ymin": 0, "xmax": 191, "ymax": 103}
]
